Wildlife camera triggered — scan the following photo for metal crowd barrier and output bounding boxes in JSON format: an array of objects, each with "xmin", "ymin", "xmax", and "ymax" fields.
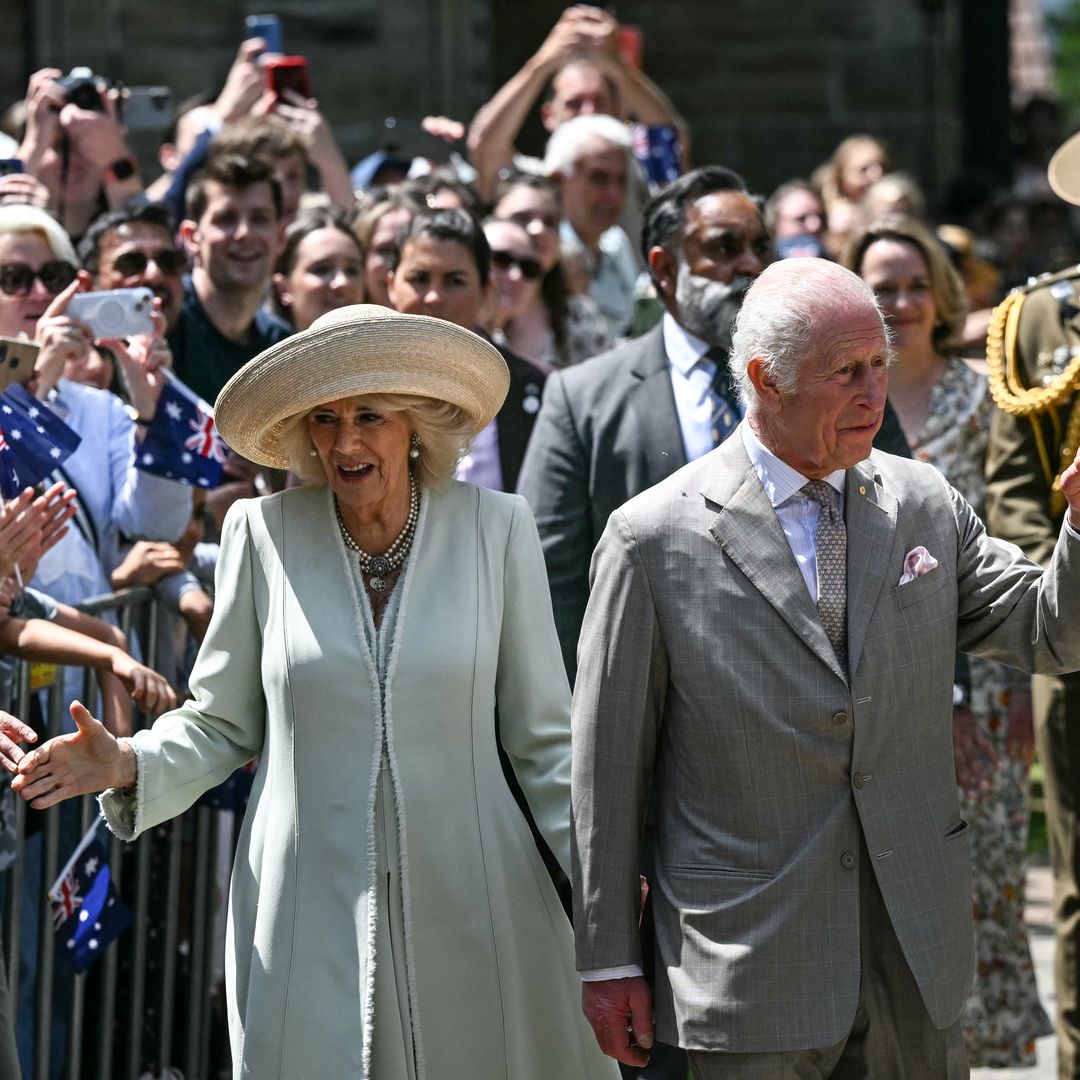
[{"xmin": 0, "ymin": 587, "xmax": 236, "ymax": 1080}]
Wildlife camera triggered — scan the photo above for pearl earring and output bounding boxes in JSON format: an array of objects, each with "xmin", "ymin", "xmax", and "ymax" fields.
[
  {"xmin": 409, "ymin": 434, "xmax": 421, "ymax": 460},
  {"xmin": 309, "ymin": 446, "xmax": 318, "ymax": 457}
]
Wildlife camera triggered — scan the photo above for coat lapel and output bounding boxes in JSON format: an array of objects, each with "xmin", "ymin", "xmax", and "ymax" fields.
[
  {"xmin": 704, "ymin": 435, "xmax": 843, "ymax": 679},
  {"xmin": 844, "ymin": 456, "xmax": 898, "ymax": 679},
  {"xmin": 625, "ymin": 326, "xmax": 687, "ymax": 484}
]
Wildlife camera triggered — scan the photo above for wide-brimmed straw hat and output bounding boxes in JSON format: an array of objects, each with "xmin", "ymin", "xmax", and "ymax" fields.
[
  {"xmin": 1049, "ymin": 132, "xmax": 1080, "ymax": 206},
  {"xmin": 214, "ymin": 304, "xmax": 510, "ymax": 469}
]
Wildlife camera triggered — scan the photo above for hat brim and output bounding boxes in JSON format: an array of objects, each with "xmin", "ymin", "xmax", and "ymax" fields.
[
  {"xmin": 1049, "ymin": 132, "xmax": 1080, "ymax": 206},
  {"xmin": 214, "ymin": 305, "xmax": 510, "ymax": 470}
]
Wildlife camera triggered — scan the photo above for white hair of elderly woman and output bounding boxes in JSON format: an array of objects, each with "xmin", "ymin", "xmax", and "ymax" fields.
[
  {"xmin": 0, "ymin": 204, "xmax": 79, "ymax": 265},
  {"xmin": 542, "ymin": 114, "xmax": 632, "ymax": 178},
  {"xmin": 729, "ymin": 259, "xmax": 890, "ymax": 412}
]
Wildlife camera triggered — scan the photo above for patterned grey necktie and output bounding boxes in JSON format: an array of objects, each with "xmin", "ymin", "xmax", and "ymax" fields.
[{"xmin": 803, "ymin": 479, "xmax": 848, "ymax": 677}]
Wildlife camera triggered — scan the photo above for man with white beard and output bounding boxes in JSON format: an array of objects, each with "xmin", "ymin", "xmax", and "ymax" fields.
[{"xmin": 519, "ymin": 167, "xmax": 910, "ymax": 688}]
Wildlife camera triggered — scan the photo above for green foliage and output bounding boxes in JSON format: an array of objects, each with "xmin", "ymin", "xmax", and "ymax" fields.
[{"xmin": 1050, "ymin": 1, "xmax": 1080, "ymax": 121}]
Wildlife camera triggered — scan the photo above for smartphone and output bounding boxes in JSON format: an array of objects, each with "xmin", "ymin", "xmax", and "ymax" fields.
[
  {"xmin": 617, "ymin": 26, "xmax": 643, "ymax": 69},
  {"xmin": 0, "ymin": 338, "xmax": 38, "ymax": 392},
  {"xmin": 245, "ymin": 14, "xmax": 283, "ymax": 56},
  {"xmin": 266, "ymin": 56, "xmax": 310, "ymax": 100},
  {"xmin": 67, "ymin": 288, "xmax": 155, "ymax": 339},
  {"xmin": 0, "ymin": 160, "xmax": 23, "ymax": 177},
  {"xmin": 122, "ymin": 86, "xmax": 173, "ymax": 131}
]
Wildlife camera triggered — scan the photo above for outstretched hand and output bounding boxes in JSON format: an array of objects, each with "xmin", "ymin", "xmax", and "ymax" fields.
[
  {"xmin": 0, "ymin": 711, "xmax": 37, "ymax": 773},
  {"xmin": 11, "ymin": 701, "xmax": 134, "ymax": 809},
  {"xmin": 581, "ymin": 975, "xmax": 654, "ymax": 1067}
]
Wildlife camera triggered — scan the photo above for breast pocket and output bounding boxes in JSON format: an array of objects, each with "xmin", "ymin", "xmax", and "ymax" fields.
[{"xmin": 892, "ymin": 567, "xmax": 948, "ymax": 610}]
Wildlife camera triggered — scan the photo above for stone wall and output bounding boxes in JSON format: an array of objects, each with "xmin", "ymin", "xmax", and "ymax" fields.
[{"xmin": 0, "ymin": 0, "xmax": 1004, "ymax": 206}]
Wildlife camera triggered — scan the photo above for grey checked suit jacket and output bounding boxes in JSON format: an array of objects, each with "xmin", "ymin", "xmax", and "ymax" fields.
[{"xmin": 571, "ymin": 430, "xmax": 1080, "ymax": 1054}]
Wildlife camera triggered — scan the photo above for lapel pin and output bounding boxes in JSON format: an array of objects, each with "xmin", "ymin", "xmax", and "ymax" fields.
[{"xmin": 858, "ymin": 485, "xmax": 866, "ymax": 495}]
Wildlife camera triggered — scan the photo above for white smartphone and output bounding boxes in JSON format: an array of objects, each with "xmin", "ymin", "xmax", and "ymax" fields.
[{"xmin": 67, "ymin": 288, "xmax": 154, "ymax": 339}]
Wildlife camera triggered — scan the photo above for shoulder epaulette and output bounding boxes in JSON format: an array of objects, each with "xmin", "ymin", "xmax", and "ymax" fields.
[
  {"xmin": 986, "ymin": 266, "xmax": 1080, "ymax": 417},
  {"xmin": 986, "ymin": 265, "xmax": 1080, "ymax": 517}
]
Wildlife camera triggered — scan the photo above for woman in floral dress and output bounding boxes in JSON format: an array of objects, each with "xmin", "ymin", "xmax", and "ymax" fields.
[{"xmin": 847, "ymin": 215, "xmax": 1052, "ymax": 1067}]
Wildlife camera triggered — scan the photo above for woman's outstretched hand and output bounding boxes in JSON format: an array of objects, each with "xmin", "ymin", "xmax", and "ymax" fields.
[{"xmin": 11, "ymin": 701, "xmax": 136, "ymax": 809}]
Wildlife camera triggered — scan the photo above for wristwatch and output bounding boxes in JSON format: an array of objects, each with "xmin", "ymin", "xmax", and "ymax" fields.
[{"xmin": 105, "ymin": 156, "xmax": 138, "ymax": 183}]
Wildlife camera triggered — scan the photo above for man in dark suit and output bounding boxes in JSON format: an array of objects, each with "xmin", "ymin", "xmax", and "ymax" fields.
[
  {"xmin": 519, "ymin": 166, "xmax": 909, "ymax": 684},
  {"xmin": 388, "ymin": 207, "xmax": 545, "ymax": 491}
]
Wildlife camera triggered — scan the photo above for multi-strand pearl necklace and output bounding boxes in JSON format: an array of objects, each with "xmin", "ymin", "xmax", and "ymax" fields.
[{"xmin": 336, "ymin": 475, "xmax": 419, "ymax": 593}]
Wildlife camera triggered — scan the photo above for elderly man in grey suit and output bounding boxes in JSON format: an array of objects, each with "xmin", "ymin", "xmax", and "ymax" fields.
[{"xmin": 572, "ymin": 257, "xmax": 1080, "ymax": 1078}]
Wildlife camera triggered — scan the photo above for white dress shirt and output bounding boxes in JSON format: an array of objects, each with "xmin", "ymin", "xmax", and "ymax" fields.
[{"xmin": 663, "ymin": 314, "xmax": 742, "ymax": 462}]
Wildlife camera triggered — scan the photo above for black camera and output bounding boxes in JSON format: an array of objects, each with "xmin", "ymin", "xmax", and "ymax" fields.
[{"xmin": 54, "ymin": 67, "xmax": 109, "ymax": 112}]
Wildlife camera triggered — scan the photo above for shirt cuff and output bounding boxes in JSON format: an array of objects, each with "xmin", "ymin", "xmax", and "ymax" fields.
[{"xmin": 581, "ymin": 964, "xmax": 645, "ymax": 982}]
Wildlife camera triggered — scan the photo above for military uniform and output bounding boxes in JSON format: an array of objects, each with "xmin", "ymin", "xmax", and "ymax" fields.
[{"xmin": 986, "ymin": 265, "xmax": 1080, "ymax": 1078}]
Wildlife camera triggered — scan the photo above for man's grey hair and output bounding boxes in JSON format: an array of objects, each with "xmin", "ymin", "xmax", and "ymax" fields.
[
  {"xmin": 543, "ymin": 114, "xmax": 632, "ymax": 177},
  {"xmin": 729, "ymin": 260, "xmax": 890, "ymax": 412}
]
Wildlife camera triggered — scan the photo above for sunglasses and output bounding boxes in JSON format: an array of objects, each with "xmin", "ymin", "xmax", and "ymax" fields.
[
  {"xmin": 490, "ymin": 250, "xmax": 543, "ymax": 281},
  {"xmin": 111, "ymin": 249, "xmax": 188, "ymax": 277},
  {"xmin": 0, "ymin": 261, "xmax": 78, "ymax": 296}
]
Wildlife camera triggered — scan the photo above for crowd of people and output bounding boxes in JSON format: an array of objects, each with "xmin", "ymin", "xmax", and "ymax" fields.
[{"xmin": 0, "ymin": 6, "xmax": 1076, "ymax": 1078}]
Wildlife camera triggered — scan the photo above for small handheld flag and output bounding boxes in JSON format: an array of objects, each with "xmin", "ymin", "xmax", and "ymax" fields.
[
  {"xmin": 0, "ymin": 382, "xmax": 81, "ymax": 499},
  {"xmin": 135, "ymin": 372, "xmax": 227, "ymax": 489},
  {"xmin": 50, "ymin": 822, "xmax": 133, "ymax": 973}
]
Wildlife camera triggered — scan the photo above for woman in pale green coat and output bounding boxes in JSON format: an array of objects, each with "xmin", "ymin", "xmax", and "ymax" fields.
[{"xmin": 6, "ymin": 305, "xmax": 619, "ymax": 1080}]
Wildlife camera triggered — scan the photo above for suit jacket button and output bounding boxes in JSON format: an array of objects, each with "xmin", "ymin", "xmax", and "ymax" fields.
[
  {"xmin": 841, "ymin": 851, "xmax": 857, "ymax": 870},
  {"xmin": 832, "ymin": 711, "xmax": 848, "ymax": 725}
]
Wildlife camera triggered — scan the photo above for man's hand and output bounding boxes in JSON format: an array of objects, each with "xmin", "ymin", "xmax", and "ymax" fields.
[
  {"xmin": 59, "ymin": 87, "xmax": 131, "ymax": 172},
  {"xmin": 1061, "ymin": 446, "xmax": 1080, "ymax": 531},
  {"xmin": 534, "ymin": 6, "xmax": 616, "ymax": 71},
  {"xmin": 581, "ymin": 976, "xmax": 654, "ymax": 1067},
  {"xmin": 214, "ymin": 39, "xmax": 274, "ymax": 125}
]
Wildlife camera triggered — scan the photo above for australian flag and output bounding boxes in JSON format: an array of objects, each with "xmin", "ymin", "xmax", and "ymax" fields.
[
  {"xmin": 0, "ymin": 382, "xmax": 81, "ymax": 499},
  {"xmin": 136, "ymin": 372, "xmax": 227, "ymax": 489},
  {"xmin": 50, "ymin": 824, "xmax": 133, "ymax": 974}
]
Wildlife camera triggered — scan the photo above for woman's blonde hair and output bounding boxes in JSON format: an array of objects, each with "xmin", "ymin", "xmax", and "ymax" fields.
[
  {"xmin": 842, "ymin": 214, "xmax": 967, "ymax": 356},
  {"xmin": 279, "ymin": 393, "xmax": 475, "ymax": 489},
  {"xmin": 0, "ymin": 205, "xmax": 78, "ymax": 265}
]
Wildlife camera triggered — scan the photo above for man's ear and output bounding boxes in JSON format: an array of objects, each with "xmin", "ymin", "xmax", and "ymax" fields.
[
  {"xmin": 540, "ymin": 102, "xmax": 556, "ymax": 133},
  {"xmin": 647, "ymin": 246, "xmax": 677, "ymax": 305},
  {"xmin": 177, "ymin": 219, "xmax": 200, "ymax": 260},
  {"xmin": 746, "ymin": 356, "xmax": 782, "ymax": 413}
]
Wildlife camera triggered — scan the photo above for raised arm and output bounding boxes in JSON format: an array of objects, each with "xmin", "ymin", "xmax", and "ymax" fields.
[{"xmin": 467, "ymin": 7, "xmax": 608, "ymax": 199}]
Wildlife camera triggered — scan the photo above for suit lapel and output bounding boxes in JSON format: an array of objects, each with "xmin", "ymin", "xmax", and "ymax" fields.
[
  {"xmin": 844, "ymin": 456, "xmax": 898, "ymax": 679},
  {"xmin": 704, "ymin": 437, "xmax": 843, "ymax": 679},
  {"xmin": 625, "ymin": 326, "xmax": 687, "ymax": 484}
]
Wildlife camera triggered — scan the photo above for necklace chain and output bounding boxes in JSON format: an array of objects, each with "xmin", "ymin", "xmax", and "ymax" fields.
[{"xmin": 336, "ymin": 476, "xmax": 419, "ymax": 592}]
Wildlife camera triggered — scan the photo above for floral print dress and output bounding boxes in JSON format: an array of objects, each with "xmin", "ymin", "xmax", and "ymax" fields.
[{"xmin": 909, "ymin": 359, "xmax": 1052, "ymax": 1067}]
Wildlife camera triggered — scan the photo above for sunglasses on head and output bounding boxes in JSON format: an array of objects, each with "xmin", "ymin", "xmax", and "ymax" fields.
[
  {"xmin": 490, "ymin": 250, "xmax": 543, "ymax": 281},
  {"xmin": 111, "ymin": 249, "xmax": 188, "ymax": 277},
  {"xmin": 0, "ymin": 261, "xmax": 78, "ymax": 297}
]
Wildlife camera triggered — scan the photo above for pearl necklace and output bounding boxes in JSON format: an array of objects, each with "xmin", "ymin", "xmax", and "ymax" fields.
[{"xmin": 336, "ymin": 476, "xmax": 419, "ymax": 593}]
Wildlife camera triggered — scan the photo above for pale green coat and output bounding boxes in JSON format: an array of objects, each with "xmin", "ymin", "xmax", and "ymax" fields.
[{"xmin": 101, "ymin": 482, "xmax": 618, "ymax": 1080}]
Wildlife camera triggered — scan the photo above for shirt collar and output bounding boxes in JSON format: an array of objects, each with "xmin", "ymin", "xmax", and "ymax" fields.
[
  {"xmin": 740, "ymin": 421, "xmax": 846, "ymax": 509},
  {"xmin": 663, "ymin": 313, "xmax": 712, "ymax": 377}
]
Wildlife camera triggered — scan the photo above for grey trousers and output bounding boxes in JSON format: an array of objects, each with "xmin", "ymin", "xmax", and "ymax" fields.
[{"xmin": 689, "ymin": 836, "xmax": 969, "ymax": 1079}]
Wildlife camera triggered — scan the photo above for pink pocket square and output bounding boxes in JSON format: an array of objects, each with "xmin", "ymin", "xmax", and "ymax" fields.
[{"xmin": 898, "ymin": 546, "xmax": 939, "ymax": 586}]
